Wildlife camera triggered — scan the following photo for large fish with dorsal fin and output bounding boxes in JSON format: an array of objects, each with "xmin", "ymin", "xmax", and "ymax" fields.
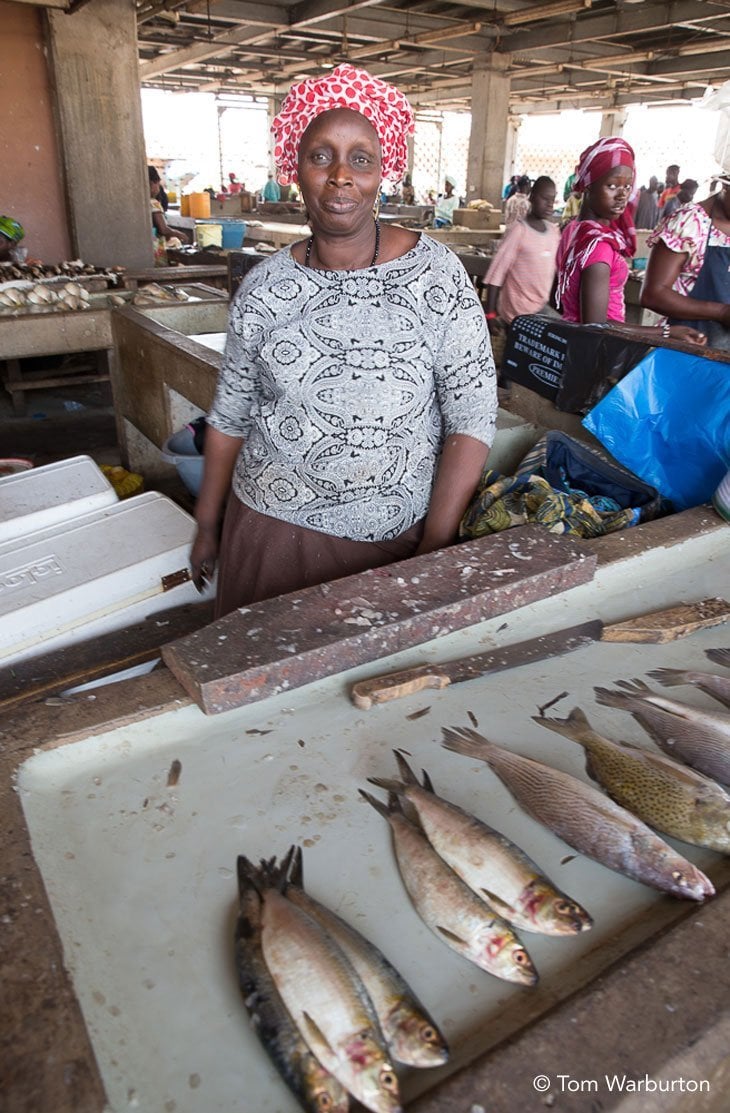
[
  {"xmin": 595, "ymin": 678, "xmax": 730, "ymax": 785},
  {"xmin": 242, "ymin": 856, "xmax": 402, "ymax": 1113},
  {"xmin": 235, "ymin": 856, "xmax": 351, "ymax": 1113},
  {"xmin": 441, "ymin": 726, "xmax": 714, "ymax": 902},
  {"xmin": 282, "ymin": 845, "xmax": 449, "ymax": 1069},
  {"xmin": 368, "ymin": 751, "xmax": 592, "ymax": 936},
  {"xmin": 359, "ymin": 789, "xmax": 538, "ymax": 986},
  {"xmin": 535, "ymin": 708, "xmax": 730, "ymax": 854}
]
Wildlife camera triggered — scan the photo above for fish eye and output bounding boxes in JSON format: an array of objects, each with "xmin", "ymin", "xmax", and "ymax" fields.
[
  {"xmin": 315, "ymin": 1094, "xmax": 333, "ymax": 1111},
  {"xmin": 420, "ymin": 1023, "xmax": 438, "ymax": 1044},
  {"xmin": 513, "ymin": 948, "xmax": 530, "ymax": 965},
  {"xmin": 672, "ymin": 870, "xmax": 686, "ymax": 883},
  {"xmin": 555, "ymin": 900, "xmax": 576, "ymax": 914},
  {"xmin": 380, "ymin": 1068, "xmax": 398, "ymax": 1093}
]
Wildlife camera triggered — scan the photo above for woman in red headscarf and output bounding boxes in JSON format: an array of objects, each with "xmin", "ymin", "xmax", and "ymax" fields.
[
  {"xmin": 190, "ymin": 65, "xmax": 497, "ymax": 616},
  {"xmin": 555, "ymin": 138, "xmax": 705, "ymax": 344}
]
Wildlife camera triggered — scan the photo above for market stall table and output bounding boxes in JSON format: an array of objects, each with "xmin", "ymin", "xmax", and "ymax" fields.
[
  {"xmin": 0, "ymin": 284, "xmax": 226, "ymax": 415},
  {"xmin": 3, "ymin": 506, "xmax": 729, "ymax": 1113}
]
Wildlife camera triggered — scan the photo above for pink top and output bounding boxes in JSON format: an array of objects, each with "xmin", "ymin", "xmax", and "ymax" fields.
[
  {"xmin": 556, "ymin": 238, "xmax": 629, "ymax": 323},
  {"xmin": 484, "ymin": 219, "xmax": 559, "ymax": 323}
]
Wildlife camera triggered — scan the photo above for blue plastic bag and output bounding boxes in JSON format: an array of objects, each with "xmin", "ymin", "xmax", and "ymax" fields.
[{"xmin": 583, "ymin": 347, "xmax": 730, "ymax": 511}]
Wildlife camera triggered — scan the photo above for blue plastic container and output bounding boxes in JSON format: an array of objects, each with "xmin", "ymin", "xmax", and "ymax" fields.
[{"xmin": 220, "ymin": 220, "xmax": 247, "ymax": 249}]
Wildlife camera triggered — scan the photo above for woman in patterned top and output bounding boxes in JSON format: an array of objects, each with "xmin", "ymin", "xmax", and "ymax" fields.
[
  {"xmin": 641, "ymin": 179, "xmax": 730, "ymax": 350},
  {"xmin": 191, "ymin": 65, "xmax": 497, "ymax": 615}
]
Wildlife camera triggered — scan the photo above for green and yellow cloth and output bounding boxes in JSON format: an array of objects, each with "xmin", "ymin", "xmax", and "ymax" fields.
[{"xmin": 0, "ymin": 216, "xmax": 24, "ymax": 244}]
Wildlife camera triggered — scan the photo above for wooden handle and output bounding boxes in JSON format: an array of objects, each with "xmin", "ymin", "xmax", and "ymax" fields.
[{"xmin": 351, "ymin": 665, "xmax": 452, "ymax": 710}]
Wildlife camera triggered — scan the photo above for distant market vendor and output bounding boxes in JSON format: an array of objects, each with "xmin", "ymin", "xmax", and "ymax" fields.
[
  {"xmin": 0, "ymin": 216, "xmax": 27, "ymax": 264},
  {"xmin": 555, "ymin": 138, "xmax": 706, "ymax": 347}
]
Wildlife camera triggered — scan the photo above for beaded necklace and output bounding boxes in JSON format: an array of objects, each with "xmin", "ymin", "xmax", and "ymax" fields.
[{"xmin": 305, "ymin": 218, "xmax": 380, "ymax": 268}]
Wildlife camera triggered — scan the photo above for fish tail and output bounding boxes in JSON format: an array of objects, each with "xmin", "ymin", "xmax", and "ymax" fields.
[
  {"xmin": 237, "ymin": 854, "xmax": 263, "ymax": 897},
  {"xmin": 615, "ymin": 677, "xmax": 652, "ymax": 695},
  {"xmin": 286, "ymin": 845, "xmax": 303, "ymax": 888},
  {"xmin": 594, "ymin": 685, "xmax": 643, "ymax": 712},
  {"xmin": 394, "ymin": 750, "xmax": 420, "ymax": 786},
  {"xmin": 441, "ymin": 725, "xmax": 495, "ymax": 761},
  {"xmin": 647, "ymin": 668, "xmax": 690, "ymax": 688},
  {"xmin": 359, "ymin": 787, "xmax": 402, "ymax": 819},
  {"xmin": 421, "ymin": 767, "xmax": 436, "ymax": 794},
  {"xmin": 532, "ymin": 707, "xmax": 591, "ymax": 741},
  {"xmin": 367, "ymin": 775, "xmax": 403, "ymax": 792},
  {"xmin": 259, "ymin": 850, "xmax": 297, "ymax": 893},
  {"xmin": 706, "ymin": 647, "xmax": 730, "ymax": 669}
]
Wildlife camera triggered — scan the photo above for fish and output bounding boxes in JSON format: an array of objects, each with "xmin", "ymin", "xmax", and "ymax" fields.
[
  {"xmin": 441, "ymin": 726, "xmax": 714, "ymax": 902},
  {"xmin": 283, "ymin": 846, "xmax": 449, "ymax": 1068},
  {"xmin": 535, "ymin": 708, "xmax": 730, "ymax": 854},
  {"xmin": 369, "ymin": 752, "xmax": 592, "ymax": 936},
  {"xmin": 360, "ymin": 790, "xmax": 538, "ymax": 986},
  {"xmin": 595, "ymin": 679, "xmax": 730, "ymax": 785},
  {"xmin": 254, "ymin": 858, "xmax": 402, "ymax": 1113},
  {"xmin": 706, "ymin": 648, "xmax": 730, "ymax": 670},
  {"xmin": 235, "ymin": 857, "xmax": 350, "ymax": 1113},
  {"xmin": 647, "ymin": 667, "xmax": 730, "ymax": 710}
]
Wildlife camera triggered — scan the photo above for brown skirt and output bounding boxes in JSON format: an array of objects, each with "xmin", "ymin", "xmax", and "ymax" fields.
[{"xmin": 214, "ymin": 494, "xmax": 425, "ymax": 618}]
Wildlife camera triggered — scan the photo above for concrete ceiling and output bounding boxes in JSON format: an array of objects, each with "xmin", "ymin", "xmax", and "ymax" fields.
[{"xmin": 134, "ymin": 0, "xmax": 730, "ymax": 114}]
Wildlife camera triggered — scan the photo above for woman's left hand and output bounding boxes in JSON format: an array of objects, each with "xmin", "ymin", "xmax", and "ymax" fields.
[{"xmin": 667, "ymin": 326, "xmax": 708, "ymax": 346}]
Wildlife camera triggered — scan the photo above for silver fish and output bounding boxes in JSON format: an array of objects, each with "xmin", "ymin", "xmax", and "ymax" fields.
[
  {"xmin": 283, "ymin": 846, "xmax": 449, "ymax": 1068},
  {"xmin": 647, "ymin": 667, "xmax": 730, "ymax": 710},
  {"xmin": 535, "ymin": 708, "xmax": 730, "ymax": 854},
  {"xmin": 595, "ymin": 678, "xmax": 730, "ymax": 785},
  {"xmin": 442, "ymin": 726, "xmax": 714, "ymax": 901},
  {"xmin": 360, "ymin": 790, "xmax": 538, "ymax": 986},
  {"xmin": 235, "ymin": 857, "xmax": 350, "ymax": 1113},
  {"xmin": 369, "ymin": 752, "xmax": 592, "ymax": 936},
  {"xmin": 258, "ymin": 862, "xmax": 402, "ymax": 1113}
]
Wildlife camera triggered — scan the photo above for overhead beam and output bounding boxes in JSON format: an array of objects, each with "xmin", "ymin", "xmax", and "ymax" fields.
[{"xmin": 506, "ymin": 0, "xmax": 730, "ymax": 53}]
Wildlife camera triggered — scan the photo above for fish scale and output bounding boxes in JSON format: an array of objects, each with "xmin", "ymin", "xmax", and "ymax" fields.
[
  {"xmin": 595, "ymin": 679, "xmax": 730, "ymax": 785},
  {"xmin": 260, "ymin": 884, "xmax": 402, "ymax": 1113},
  {"xmin": 360, "ymin": 791, "xmax": 537, "ymax": 985},
  {"xmin": 442, "ymin": 726, "xmax": 714, "ymax": 901},
  {"xmin": 536, "ymin": 709, "xmax": 730, "ymax": 853},
  {"xmin": 369, "ymin": 753, "xmax": 592, "ymax": 936}
]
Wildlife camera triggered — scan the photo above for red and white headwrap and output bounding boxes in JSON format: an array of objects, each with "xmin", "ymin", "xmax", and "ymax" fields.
[
  {"xmin": 272, "ymin": 65, "xmax": 415, "ymax": 185},
  {"xmin": 574, "ymin": 136, "xmax": 636, "ymax": 194}
]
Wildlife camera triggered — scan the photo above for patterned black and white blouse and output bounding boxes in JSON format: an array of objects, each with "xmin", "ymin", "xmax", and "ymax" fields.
[{"xmin": 207, "ymin": 234, "xmax": 497, "ymax": 541}]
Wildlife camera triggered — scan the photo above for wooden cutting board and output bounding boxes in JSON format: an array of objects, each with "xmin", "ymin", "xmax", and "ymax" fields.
[
  {"xmin": 162, "ymin": 527, "xmax": 597, "ymax": 715},
  {"xmin": 601, "ymin": 598, "xmax": 730, "ymax": 643}
]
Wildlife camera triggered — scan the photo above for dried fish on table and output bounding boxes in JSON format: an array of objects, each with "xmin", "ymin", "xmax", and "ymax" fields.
[
  {"xmin": 251, "ymin": 857, "xmax": 402, "ymax": 1113},
  {"xmin": 536, "ymin": 708, "xmax": 730, "ymax": 853},
  {"xmin": 283, "ymin": 845, "xmax": 449, "ymax": 1068},
  {"xmin": 369, "ymin": 752, "xmax": 591, "ymax": 936},
  {"xmin": 595, "ymin": 679, "xmax": 730, "ymax": 785},
  {"xmin": 441, "ymin": 726, "xmax": 714, "ymax": 902},
  {"xmin": 235, "ymin": 857, "xmax": 350, "ymax": 1113},
  {"xmin": 648, "ymin": 666, "xmax": 730, "ymax": 710},
  {"xmin": 360, "ymin": 790, "xmax": 538, "ymax": 986},
  {"xmin": 706, "ymin": 647, "xmax": 730, "ymax": 670}
]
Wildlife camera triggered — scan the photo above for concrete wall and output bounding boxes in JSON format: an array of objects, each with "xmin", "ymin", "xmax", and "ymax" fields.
[
  {"xmin": 0, "ymin": 1, "xmax": 72, "ymax": 264},
  {"xmin": 47, "ymin": 0, "xmax": 152, "ymax": 269}
]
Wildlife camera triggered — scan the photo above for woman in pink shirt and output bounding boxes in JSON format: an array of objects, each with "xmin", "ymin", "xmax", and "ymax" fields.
[{"xmin": 555, "ymin": 138, "xmax": 704, "ymax": 346}]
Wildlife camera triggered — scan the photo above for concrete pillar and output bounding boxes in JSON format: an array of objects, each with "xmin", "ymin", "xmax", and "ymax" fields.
[
  {"xmin": 504, "ymin": 115, "xmax": 521, "ymax": 184},
  {"xmin": 47, "ymin": 0, "xmax": 152, "ymax": 269},
  {"xmin": 467, "ymin": 51, "xmax": 511, "ymax": 207},
  {"xmin": 599, "ymin": 108, "xmax": 628, "ymax": 138}
]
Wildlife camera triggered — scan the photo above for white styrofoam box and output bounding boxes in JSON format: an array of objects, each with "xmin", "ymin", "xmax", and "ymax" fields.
[
  {"xmin": 0, "ymin": 455, "xmax": 117, "ymax": 544},
  {"xmin": 0, "ymin": 491, "xmax": 212, "ymax": 666}
]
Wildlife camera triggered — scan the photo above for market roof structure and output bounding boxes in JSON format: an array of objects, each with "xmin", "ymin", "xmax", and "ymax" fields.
[{"xmin": 129, "ymin": 0, "xmax": 730, "ymax": 112}]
